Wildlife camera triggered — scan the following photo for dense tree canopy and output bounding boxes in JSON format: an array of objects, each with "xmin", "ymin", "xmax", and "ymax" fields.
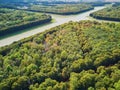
[
  {"xmin": 90, "ymin": 5, "xmax": 120, "ymax": 21},
  {"xmin": 0, "ymin": 8, "xmax": 51, "ymax": 36},
  {"xmin": 0, "ymin": 21, "xmax": 120, "ymax": 90}
]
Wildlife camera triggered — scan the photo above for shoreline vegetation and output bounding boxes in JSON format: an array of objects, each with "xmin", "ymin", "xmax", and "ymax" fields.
[
  {"xmin": 27, "ymin": 4, "xmax": 94, "ymax": 15},
  {"xmin": 90, "ymin": 5, "xmax": 120, "ymax": 22},
  {"xmin": 0, "ymin": 4, "xmax": 95, "ymax": 37},
  {"xmin": 0, "ymin": 8, "xmax": 52, "ymax": 36},
  {"xmin": 0, "ymin": 21, "xmax": 120, "ymax": 90},
  {"xmin": 0, "ymin": 2, "xmax": 111, "ymax": 37},
  {"xmin": 0, "ymin": 3, "xmax": 95, "ymax": 15},
  {"xmin": 28, "ymin": 7, "xmax": 94, "ymax": 15}
]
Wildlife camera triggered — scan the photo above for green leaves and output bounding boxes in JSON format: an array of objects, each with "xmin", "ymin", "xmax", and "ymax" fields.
[
  {"xmin": 90, "ymin": 5, "xmax": 120, "ymax": 21},
  {"xmin": 0, "ymin": 21, "xmax": 120, "ymax": 90},
  {"xmin": 0, "ymin": 8, "xmax": 51, "ymax": 36},
  {"xmin": 114, "ymin": 80, "xmax": 120, "ymax": 90},
  {"xmin": 30, "ymin": 4, "xmax": 93, "ymax": 15}
]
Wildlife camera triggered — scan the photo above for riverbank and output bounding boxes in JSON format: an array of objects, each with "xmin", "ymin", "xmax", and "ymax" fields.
[
  {"xmin": 0, "ymin": 17, "xmax": 52, "ymax": 36},
  {"xmin": 20, "ymin": 4, "xmax": 94, "ymax": 15},
  {"xmin": 28, "ymin": 7, "xmax": 94, "ymax": 15},
  {"xmin": 90, "ymin": 5, "xmax": 120, "ymax": 22},
  {"xmin": 0, "ymin": 6, "xmax": 106, "ymax": 47},
  {"xmin": 90, "ymin": 13, "xmax": 120, "ymax": 22},
  {"xmin": 0, "ymin": 8, "xmax": 52, "ymax": 36}
]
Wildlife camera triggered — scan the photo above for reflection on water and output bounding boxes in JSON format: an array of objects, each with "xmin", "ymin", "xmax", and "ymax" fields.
[{"xmin": 0, "ymin": 6, "xmax": 105, "ymax": 47}]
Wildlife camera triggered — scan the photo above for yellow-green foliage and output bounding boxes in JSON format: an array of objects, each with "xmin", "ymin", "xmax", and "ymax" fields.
[{"xmin": 0, "ymin": 21, "xmax": 120, "ymax": 90}]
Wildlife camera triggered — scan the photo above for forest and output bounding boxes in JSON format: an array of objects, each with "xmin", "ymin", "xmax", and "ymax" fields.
[
  {"xmin": 27, "ymin": 4, "xmax": 94, "ymax": 15},
  {"xmin": 90, "ymin": 5, "xmax": 120, "ymax": 21},
  {"xmin": 88, "ymin": 2, "xmax": 110, "ymax": 6},
  {"xmin": 0, "ymin": 2, "xmax": 109, "ymax": 15},
  {"xmin": 0, "ymin": 8, "xmax": 52, "ymax": 36},
  {"xmin": 0, "ymin": 2, "xmax": 109, "ymax": 9},
  {"xmin": 0, "ymin": 20, "xmax": 120, "ymax": 90}
]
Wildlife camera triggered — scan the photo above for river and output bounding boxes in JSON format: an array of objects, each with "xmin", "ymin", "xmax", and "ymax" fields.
[{"xmin": 0, "ymin": 6, "xmax": 105, "ymax": 47}]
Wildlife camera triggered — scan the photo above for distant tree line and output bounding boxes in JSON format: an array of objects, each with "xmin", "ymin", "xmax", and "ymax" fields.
[
  {"xmin": 0, "ymin": 8, "xmax": 52, "ymax": 36},
  {"xmin": 27, "ymin": 4, "xmax": 94, "ymax": 15},
  {"xmin": 90, "ymin": 5, "xmax": 120, "ymax": 21}
]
